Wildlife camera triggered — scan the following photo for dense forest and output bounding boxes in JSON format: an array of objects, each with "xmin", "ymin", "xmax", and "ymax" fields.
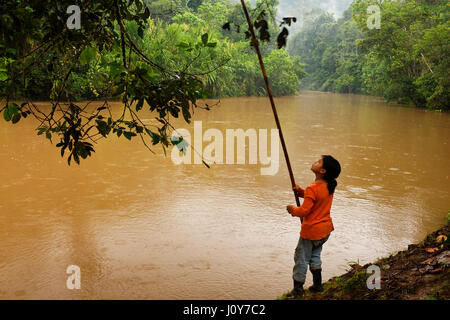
[
  {"xmin": 1, "ymin": 0, "xmax": 448, "ymax": 110},
  {"xmin": 0, "ymin": 0, "xmax": 306, "ymax": 101},
  {"xmin": 288, "ymin": 0, "xmax": 449, "ymax": 110}
]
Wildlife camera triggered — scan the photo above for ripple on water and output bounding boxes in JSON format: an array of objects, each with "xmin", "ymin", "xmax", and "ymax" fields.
[{"xmin": 1, "ymin": 94, "xmax": 449, "ymax": 299}]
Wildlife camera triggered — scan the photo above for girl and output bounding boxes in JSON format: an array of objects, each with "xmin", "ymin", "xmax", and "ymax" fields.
[{"xmin": 286, "ymin": 155, "xmax": 341, "ymax": 297}]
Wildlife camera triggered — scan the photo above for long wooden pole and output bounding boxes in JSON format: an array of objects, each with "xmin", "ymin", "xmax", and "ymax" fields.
[{"xmin": 240, "ymin": 0, "xmax": 300, "ymax": 207}]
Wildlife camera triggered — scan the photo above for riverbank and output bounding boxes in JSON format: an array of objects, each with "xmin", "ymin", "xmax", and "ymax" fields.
[{"xmin": 278, "ymin": 219, "xmax": 450, "ymax": 300}]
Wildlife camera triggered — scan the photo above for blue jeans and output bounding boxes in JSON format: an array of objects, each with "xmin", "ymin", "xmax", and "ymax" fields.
[{"xmin": 293, "ymin": 235, "xmax": 330, "ymax": 282}]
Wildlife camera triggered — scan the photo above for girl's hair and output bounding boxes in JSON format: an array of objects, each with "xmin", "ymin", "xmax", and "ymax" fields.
[{"xmin": 321, "ymin": 155, "xmax": 341, "ymax": 195}]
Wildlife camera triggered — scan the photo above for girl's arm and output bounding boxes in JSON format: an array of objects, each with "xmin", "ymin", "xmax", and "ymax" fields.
[{"xmin": 287, "ymin": 186, "xmax": 316, "ymax": 218}]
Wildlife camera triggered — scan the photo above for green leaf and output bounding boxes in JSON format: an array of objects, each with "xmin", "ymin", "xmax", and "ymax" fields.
[
  {"xmin": 206, "ymin": 42, "xmax": 217, "ymax": 47},
  {"xmin": 96, "ymin": 124, "xmax": 109, "ymax": 137},
  {"xmin": 176, "ymin": 42, "xmax": 190, "ymax": 48},
  {"xmin": 79, "ymin": 46, "xmax": 97, "ymax": 65},
  {"xmin": 170, "ymin": 136, "xmax": 183, "ymax": 145},
  {"xmin": 0, "ymin": 72, "xmax": 8, "ymax": 81},
  {"xmin": 123, "ymin": 131, "xmax": 132, "ymax": 140},
  {"xmin": 109, "ymin": 61, "xmax": 122, "ymax": 77},
  {"xmin": 136, "ymin": 98, "xmax": 144, "ymax": 111},
  {"xmin": 145, "ymin": 128, "xmax": 160, "ymax": 145},
  {"xmin": 143, "ymin": 7, "xmax": 150, "ymax": 19},
  {"xmin": 37, "ymin": 127, "xmax": 47, "ymax": 135},
  {"xmin": 11, "ymin": 113, "xmax": 20, "ymax": 124},
  {"xmin": 112, "ymin": 84, "xmax": 124, "ymax": 96},
  {"xmin": 9, "ymin": 103, "xmax": 19, "ymax": 115},
  {"xmin": 182, "ymin": 107, "xmax": 191, "ymax": 123},
  {"xmin": 201, "ymin": 33, "xmax": 208, "ymax": 45},
  {"xmin": 137, "ymin": 26, "xmax": 144, "ymax": 38},
  {"xmin": 73, "ymin": 152, "xmax": 80, "ymax": 165},
  {"xmin": 3, "ymin": 108, "xmax": 11, "ymax": 122}
]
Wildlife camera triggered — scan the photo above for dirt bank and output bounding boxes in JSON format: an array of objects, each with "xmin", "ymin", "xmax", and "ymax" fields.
[{"xmin": 279, "ymin": 221, "xmax": 450, "ymax": 300}]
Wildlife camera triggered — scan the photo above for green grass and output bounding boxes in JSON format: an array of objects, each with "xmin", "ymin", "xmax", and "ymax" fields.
[{"xmin": 277, "ymin": 267, "xmax": 370, "ymax": 300}]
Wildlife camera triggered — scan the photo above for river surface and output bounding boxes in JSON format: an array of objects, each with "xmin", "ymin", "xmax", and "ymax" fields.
[{"xmin": 0, "ymin": 91, "xmax": 449, "ymax": 299}]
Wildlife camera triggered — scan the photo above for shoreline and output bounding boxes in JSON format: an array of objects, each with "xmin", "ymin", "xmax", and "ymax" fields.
[{"xmin": 278, "ymin": 218, "xmax": 450, "ymax": 300}]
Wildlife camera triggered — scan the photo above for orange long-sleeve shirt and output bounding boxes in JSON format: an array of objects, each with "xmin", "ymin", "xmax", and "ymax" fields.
[{"xmin": 292, "ymin": 181, "xmax": 335, "ymax": 240}]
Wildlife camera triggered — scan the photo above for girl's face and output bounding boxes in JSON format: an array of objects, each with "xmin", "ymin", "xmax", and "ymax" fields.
[{"xmin": 311, "ymin": 157, "xmax": 326, "ymax": 175}]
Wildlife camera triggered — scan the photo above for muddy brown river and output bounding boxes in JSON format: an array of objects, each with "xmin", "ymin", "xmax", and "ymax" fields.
[{"xmin": 0, "ymin": 91, "xmax": 449, "ymax": 299}]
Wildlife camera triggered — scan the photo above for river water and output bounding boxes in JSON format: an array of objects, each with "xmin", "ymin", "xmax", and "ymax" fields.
[{"xmin": 0, "ymin": 91, "xmax": 449, "ymax": 299}]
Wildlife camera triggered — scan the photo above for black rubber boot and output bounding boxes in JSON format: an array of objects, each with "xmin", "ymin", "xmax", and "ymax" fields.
[
  {"xmin": 308, "ymin": 269, "xmax": 323, "ymax": 292},
  {"xmin": 286, "ymin": 279, "xmax": 304, "ymax": 298}
]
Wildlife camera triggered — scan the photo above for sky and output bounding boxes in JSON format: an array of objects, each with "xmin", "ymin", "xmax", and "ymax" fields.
[{"xmin": 230, "ymin": 0, "xmax": 355, "ymax": 32}]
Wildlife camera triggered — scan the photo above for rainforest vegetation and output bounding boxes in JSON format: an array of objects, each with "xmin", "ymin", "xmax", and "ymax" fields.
[
  {"xmin": 1, "ymin": 0, "xmax": 447, "ymax": 107},
  {"xmin": 288, "ymin": 0, "xmax": 449, "ymax": 110},
  {"xmin": 0, "ymin": 0, "xmax": 306, "ymax": 101},
  {"xmin": 0, "ymin": 0, "xmax": 448, "ymax": 165}
]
